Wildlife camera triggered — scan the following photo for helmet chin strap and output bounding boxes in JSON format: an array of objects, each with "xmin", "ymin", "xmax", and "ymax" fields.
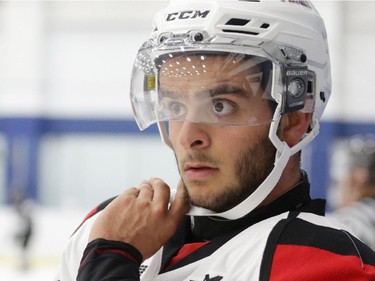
[{"xmin": 158, "ymin": 107, "xmax": 320, "ymax": 220}]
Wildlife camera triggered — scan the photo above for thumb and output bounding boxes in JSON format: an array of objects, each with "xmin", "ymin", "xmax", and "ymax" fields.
[{"xmin": 169, "ymin": 180, "xmax": 190, "ymax": 219}]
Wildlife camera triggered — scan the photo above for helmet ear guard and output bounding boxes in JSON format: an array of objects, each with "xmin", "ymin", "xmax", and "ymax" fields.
[
  {"xmin": 282, "ymin": 66, "xmax": 309, "ymax": 114},
  {"xmin": 261, "ymin": 42, "xmax": 313, "ymax": 116}
]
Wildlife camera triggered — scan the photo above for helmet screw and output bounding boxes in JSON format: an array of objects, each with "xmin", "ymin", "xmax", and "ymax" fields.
[
  {"xmin": 159, "ymin": 36, "xmax": 167, "ymax": 43},
  {"xmin": 193, "ymin": 32, "xmax": 204, "ymax": 42}
]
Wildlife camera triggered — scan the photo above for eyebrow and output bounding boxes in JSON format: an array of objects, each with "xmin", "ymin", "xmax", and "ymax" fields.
[
  {"xmin": 159, "ymin": 83, "xmax": 248, "ymax": 99},
  {"xmin": 159, "ymin": 88, "xmax": 181, "ymax": 98},
  {"xmin": 209, "ymin": 84, "xmax": 246, "ymax": 98}
]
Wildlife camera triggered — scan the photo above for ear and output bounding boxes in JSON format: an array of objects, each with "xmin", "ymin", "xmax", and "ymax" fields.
[{"xmin": 279, "ymin": 112, "xmax": 312, "ymax": 147}]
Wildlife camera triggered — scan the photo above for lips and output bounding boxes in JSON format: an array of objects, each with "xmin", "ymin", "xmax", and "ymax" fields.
[{"xmin": 184, "ymin": 163, "xmax": 218, "ymax": 180}]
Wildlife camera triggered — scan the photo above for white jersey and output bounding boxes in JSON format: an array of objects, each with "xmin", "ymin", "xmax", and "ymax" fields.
[{"xmin": 56, "ymin": 208, "xmax": 360, "ymax": 281}]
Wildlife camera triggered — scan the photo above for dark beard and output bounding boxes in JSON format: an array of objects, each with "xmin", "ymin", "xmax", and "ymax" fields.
[
  {"xmin": 177, "ymin": 133, "xmax": 277, "ymax": 213},
  {"xmin": 222, "ymin": 134, "xmax": 276, "ymax": 212}
]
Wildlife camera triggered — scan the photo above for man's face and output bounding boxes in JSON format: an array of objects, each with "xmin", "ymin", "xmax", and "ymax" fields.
[{"xmin": 159, "ymin": 54, "xmax": 276, "ymax": 212}]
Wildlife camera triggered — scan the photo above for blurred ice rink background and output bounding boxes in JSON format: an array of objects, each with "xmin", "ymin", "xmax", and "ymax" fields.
[
  {"xmin": 0, "ymin": 206, "xmax": 84, "ymax": 280},
  {"xmin": 0, "ymin": 1, "xmax": 375, "ymax": 280}
]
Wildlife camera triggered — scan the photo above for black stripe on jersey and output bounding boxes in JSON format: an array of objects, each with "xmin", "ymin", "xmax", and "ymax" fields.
[
  {"xmin": 278, "ymin": 218, "xmax": 375, "ymax": 265},
  {"xmin": 260, "ymin": 215, "xmax": 375, "ymax": 280},
  {"xmin": 259, "ymin": 211, "xmax": 299, "ymax": 281}
]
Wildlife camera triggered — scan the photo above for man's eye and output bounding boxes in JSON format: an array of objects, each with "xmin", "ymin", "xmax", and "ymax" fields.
[
  {"xmin": 167, "ymin": 102, "xmax": 187, "ymax": 118},
  {"xmin": 213, "ymin": 100, "xmax": 236, "ymax": 116}
]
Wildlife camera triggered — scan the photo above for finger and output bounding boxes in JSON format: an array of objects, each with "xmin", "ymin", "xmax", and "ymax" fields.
[
  {"xmin": 150, "ymin": 178, "xmax": 170, "ymax": 211},
  {"xmin": 126, "ymin": 187, "xmax": 141, "ymax": 196},
  {"xmin": 140, "ymin": 179, "xmax": 150, "ymax": 185},
  {"xmin": 108, "ymin": 187, "xmax": 139, "ymax": 210},
  {"xmin": 137, "ymin": 182, "xmax": 154, "ymax": 202},
  {"xmin": 169, "ymin": 180, "xmax": 190, "ymax": 219}
]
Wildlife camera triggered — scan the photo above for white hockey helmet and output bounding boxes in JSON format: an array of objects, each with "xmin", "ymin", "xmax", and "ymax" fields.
[{"xmin": 130, "ymin": 0, "xmax": 331, "ymax": 219}]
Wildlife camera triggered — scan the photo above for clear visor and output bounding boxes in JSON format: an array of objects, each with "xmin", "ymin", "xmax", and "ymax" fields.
[{"xmin": 130, "ymin": 43, "xmax": 278, "ymax": 130}]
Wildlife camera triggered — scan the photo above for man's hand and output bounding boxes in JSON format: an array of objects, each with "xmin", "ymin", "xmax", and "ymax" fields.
[{"xmin": 88, "ymin": 178, "xmax": 190, "ymax": 260}]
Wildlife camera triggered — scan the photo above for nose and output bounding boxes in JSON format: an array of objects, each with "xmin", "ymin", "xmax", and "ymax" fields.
[{"xmin": 177, "ymin": 121, "xmax": 210, "ymax": 150}]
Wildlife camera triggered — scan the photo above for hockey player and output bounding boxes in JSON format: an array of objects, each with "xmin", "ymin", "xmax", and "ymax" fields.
[{"xmin": 57, "ymin": 0, "xmax": 375, "ymax": 280}]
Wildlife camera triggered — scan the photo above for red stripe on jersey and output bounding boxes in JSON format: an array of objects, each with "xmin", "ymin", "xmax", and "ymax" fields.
[
  {"xmin": 270, "ymin": 244, "xmax": 375, "ymax": 281},
  {"xmin": 82, "ymin": 206, "xmax": 99, "ymax": 223},
  {"xmin": 73, "ymin": 206, "xmax": 99, "ymax": 234},
  {"xmin": 72, "ymin": 197, "xmax": 116, "ymax": 236},
  {"xmin": 167, "ymin": 241, "xmax": 210, "ymax": 268},
  {"xmin": 95, "ymin": 248, "xmax": 139, "ymax": 264},
  {"xmin": 79, "ymin": 247, "xmax": 139, "ymax": 269}
]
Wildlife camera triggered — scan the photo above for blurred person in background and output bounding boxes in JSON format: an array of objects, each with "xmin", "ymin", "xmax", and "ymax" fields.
[
  {"xmin": 10, "ymin": 187, "xmax": 34, "ymax": 271},
  {"xmin": 56, "ymin": 0, "xmax": 375, "ymax": 280},
  {"xmin": 328, "ymin": 135, "xmax": 375, "ymax": 251}
]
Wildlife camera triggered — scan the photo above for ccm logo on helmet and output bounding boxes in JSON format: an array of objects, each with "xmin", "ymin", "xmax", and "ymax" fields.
[{"xmin": 166, "ymin": 10, "xmax": 210, "ymax": 21}]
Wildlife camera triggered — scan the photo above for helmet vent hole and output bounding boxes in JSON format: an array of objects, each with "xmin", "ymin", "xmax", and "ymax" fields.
[
  {"xmin": 260, "ymin": 23, "xmax": 270, "ymax": 29},
  {"xmin": 222, "ymin": 29, "xmax": 259, "ymax": 36},
  {"xmin": 320, "ymin": 91, "xmax": 326, "ymax": 103},
  {"xmin": 225, "ymin": 18, "xmax": 250, "ymax": 26}
]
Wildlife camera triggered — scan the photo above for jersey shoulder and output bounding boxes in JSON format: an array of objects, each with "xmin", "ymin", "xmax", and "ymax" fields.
[
  {"xmin": 72, "ymin": 196, "xmax": 117, "ymax": 236},
  {"xmin": 261, "ymin": 215, "xmax": 375, "ymax": 281}
]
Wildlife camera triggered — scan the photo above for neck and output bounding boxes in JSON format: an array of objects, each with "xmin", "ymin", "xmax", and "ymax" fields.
[{"xmin": 260, "ymin": 155, "xmax": 301, "ymax": 207}]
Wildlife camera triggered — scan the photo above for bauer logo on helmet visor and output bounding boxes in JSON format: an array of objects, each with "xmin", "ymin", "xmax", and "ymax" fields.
[{"xmin": 166, "ymin": 10, "xmax": 210, "ymax": 21}]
